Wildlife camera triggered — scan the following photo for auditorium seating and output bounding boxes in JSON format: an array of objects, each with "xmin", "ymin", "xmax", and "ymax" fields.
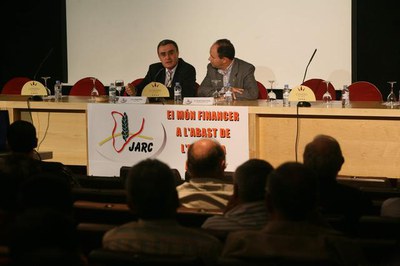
[
  {"xmin": 302, "ymin": 78, "xmax": 336, "ymax": 100},
  {"xmin": 257, "ymin": 81, "xmax": 268, "ymax": 99},
  {"xmin": 88, "ymin": 248, "xmax": 203, "ymax": 266},
  {"xmin": 1, "ymin": 77, "xmax": 31, "ymax": 95},
  {"xmin": 348, "ymin": 81, "xmax": 383, "ymax": 101},
  {"xmin": 69, "ymin": 77, "xmax": 106, "ymax": 96}
]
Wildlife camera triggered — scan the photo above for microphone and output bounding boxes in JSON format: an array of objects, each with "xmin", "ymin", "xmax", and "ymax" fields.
[
  {"xmin": 302, "ymin": 49, "xmax": 317, "ymax": 84},
  {"xmin": 33, "ymin": 48, "xmax": 54, "ymax": 80}
]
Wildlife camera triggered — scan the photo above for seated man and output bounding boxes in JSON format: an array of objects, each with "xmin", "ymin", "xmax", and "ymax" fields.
[
  {"xmin": 6, "ymin": 120, "xmax": 77, "ymax": 186},
  {"xmin": 202, "ymin": 159, "xmax": 273, "ymax": 232},
  {"xmin": 102, "ymin": 159, "xmax": 221, "ymax": 263},
  {"xmin": 125, "ymin": 39, "xmax": 197, "ymax": 99},
  {"xmin": 303, "ymin": 134, "xmax": 373, "ymax": 233},
  {"xmin": 222, "ymin": 162, "xmax": 366, "ymax": 265},
  {"xmin": 176, "ymin": 138, "xmax": 233, "ymax": 211},
  {"xmin": 197, "ymin": 39, "xmax": 259, "ymax": 100}
]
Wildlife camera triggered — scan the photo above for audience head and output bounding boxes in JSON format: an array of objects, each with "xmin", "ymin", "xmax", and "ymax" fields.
[
  {"xmin": 126, "ymin": 159, "xmax": 179, "ymax": 220},
  {"xmin": 209, "ymin": 39, "xmax": 235, "ymax": 70},
  {"xmin": 303, "ymin": 135, "xmax": 345, "ymax": 182},
  {"xmin": 234, "ymin": 159, "xmax": 273, "ymax": 203},
  {"xmin": 9, "ymin": 208, "xmax": 83, "ymax": 266},
  {"xmin": 7, "ymin": 120, "xmax": 37, "ymax": 154},
  {"xmin": 266, "ymin": 162, "xmax": 318, "ymax": 221},
  {"xmin": 186, "ymin": 138, "xmax": 226, "ymax": 179},
  {"xmin": 157, "ymin": 39, "xmax": 179, "ymax": 70},
  {"xmin": 17, "ymin": 173, "xmax": 73, "ymax": 215}
]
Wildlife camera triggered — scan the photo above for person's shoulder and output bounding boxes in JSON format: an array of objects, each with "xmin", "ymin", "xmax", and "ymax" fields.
[
  {"xmin": 178, "ymin": 58, "xmax": 196, "ymax": 71},
  {"xmin": 234, "ymin": 58, "xmax": 255, "ymax": 68},
  {"xmin": 149, "ymin": 62, "xmax": 163, "ymax": 70}
]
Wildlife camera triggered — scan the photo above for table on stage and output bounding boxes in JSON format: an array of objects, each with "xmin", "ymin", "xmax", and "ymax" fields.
[{"xmin": 0, "ymin": 95, "xmax": 399, "ymax": 178}]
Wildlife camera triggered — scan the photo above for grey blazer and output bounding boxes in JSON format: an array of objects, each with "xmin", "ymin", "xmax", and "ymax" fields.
[{"xmin": 198, "ymin": 58, "xmax": 259, "ymax": 100}]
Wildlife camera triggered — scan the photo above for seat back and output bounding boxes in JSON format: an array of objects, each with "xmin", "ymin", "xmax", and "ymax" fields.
[
  {"xmin": 124, "ymin": 78, "xmax": 144, "ymax": 96},
  {"xmin": 302, "ymin": 78, "xmax": 336, "ymax": 100},
  {"xmin": 348, "ymin": 81, "xmax": 383, "ymax": 101},
  {"xmin": 2, "ymin": 77, "xmax": 31, "ymax": 94},
  {"xmin": 89, "ymin": 249, "xmax": 203, "ymax": 266},
  {"xmin": 257, "ymin": 81, "xmax": 268, "ymax": 99},
  {"xmin": 69, "ymin": 77, "xmax": 106, "ymax": 96}
]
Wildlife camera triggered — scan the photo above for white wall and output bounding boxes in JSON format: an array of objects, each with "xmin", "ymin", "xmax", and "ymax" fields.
[{"xmin": 66, "ymin": 0, "xmax": 351, "ymax": 90}]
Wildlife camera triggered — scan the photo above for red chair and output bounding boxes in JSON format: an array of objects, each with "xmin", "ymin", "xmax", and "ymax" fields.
[
  {"xmin": 302, "ymin": 78, "xmax": 336, "ymax": 100},
  {"xmin": 69, "ymin": 77, "xmax": 106, "ymax": 96},
  {"xmin": 257, "ymin": 81, "xmax": 268, "ymax": 99},
  {"xmin": 348, "ymin": 81, "xmax": 383, "ymax": 101},
  {"xmin": 2, "ymin": 77, "xmax": 31, "ymax": 94},
  {"xmin": 124, "ymin": 78, "xmax": 144, "ymax": 96}
]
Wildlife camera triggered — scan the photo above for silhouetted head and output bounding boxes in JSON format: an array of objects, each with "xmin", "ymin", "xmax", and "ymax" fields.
[
  {"xmin": 234, "ymin": 159, "xmax": 273, "ymax": 203},
  {"xmin": 303, "ymin": 135, "xmax": 344, "ymax": 182},
  {"xmin": 266, "ymin": 162, "xmax": 318, "ymax": 221},
  {"xmin": 126, "ymin": 159, "xmax": 179, "ymax": 220},
  {"xmin": 7, "ymin": 120, "xmax": 37, "ymax": 154}
]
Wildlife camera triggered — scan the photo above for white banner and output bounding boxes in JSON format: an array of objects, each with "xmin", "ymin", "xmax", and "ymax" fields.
[{"xmin": 87, "ymin": 104, "xmax": 249, "ymax": 177}]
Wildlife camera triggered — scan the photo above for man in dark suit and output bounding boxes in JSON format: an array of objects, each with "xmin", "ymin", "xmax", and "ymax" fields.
[
  {"xmin": 198, "ymin": 39, "xmax": 259, "ymax": 100},
  {"xmin": 125, "ymin": 39, "xmax": 197, "ymax": 99}
]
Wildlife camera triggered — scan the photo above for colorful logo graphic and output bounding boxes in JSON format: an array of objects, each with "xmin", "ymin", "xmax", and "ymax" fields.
[{"xmin": 98, "ymin": 111, "xmax": 167, "ymax": 156}]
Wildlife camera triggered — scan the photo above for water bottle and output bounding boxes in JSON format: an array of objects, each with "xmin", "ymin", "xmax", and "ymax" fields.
[
  {"xmin": 108, "ymin": 82, "xmax": 116, "ymax": 103},
  {"xmin": 174, "ymin": 82, "xmax": 182, "ymax": 104},
  {"xmin": 224, "ymin": 83, "xmax": 233, "ymax": 104},
  {"xmin": 283, "ymin": 84, "xmax": 290, "ymax": 107},
  {"xmin": 341, "ymin": 85, "xmax": 350, "ymax": 107},
  {"xmin": 54, "ymin": 80, "xmax": 62, "ymax": 101}
]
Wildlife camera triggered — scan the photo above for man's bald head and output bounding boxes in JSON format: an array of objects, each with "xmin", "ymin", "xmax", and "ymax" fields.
[{"xmin": 186, "ymin": 139, "xmax": 226, "ymax": 179}]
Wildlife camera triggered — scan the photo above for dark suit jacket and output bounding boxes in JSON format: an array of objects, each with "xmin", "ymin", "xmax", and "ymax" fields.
[
  {"xmin": 198, "ymin": 58, "xmax": 259, "ymax": 100},
  {"xmin": 135, "ymin": 58, "xmax": 196, "ymax": 99}
]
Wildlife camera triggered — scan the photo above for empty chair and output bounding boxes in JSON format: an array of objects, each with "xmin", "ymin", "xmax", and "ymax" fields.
[
  {"xmin": 256, "ymin": 81, "xmax": 268, "ymax": 99},
  {"xmin": 348, "ymin": 81, "xmax": 383, "ymax": 101},
  {"xmin": 302, "ymin": 78, "xmax": 336, "ymax": 100},
  {"xmin": 69, "ymin": 77, "xmax": 106, "ymax": 96},
  {"xmin": 1, "ymin": 77, "xmax": 31, "ymax": 94}
]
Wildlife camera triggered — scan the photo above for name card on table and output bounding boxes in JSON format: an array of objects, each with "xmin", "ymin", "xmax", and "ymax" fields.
[
  {"xmin": 142, "ymin": 82, "xmax": 170, "ymax": 98},
  {"xmin": 288, "ymin": 85, "xmax": 316, "ymax": 102},
  {"xmin": 183, "ymin": 97, "xmax": 215, "ymax": 105},
  {"xmin": 117, "ymin": 96, "xmax": 148, "ymax": 104},
  {"xmin": 21, "ymin": 81, "xmax": 48, "ymax": 96}
]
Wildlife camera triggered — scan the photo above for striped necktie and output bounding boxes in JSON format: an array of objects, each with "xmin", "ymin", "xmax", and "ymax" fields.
[{"xmin": 166, "ymin": 70, "xmax": 173, "ymax": 88}]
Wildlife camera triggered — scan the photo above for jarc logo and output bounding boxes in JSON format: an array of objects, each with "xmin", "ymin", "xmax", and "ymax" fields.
[{"xmin": 98, "ymin": 111, "xmax": 167, "ymax": 156}]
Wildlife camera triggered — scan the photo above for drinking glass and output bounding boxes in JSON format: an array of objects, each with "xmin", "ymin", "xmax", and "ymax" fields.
[
  {"xmin": 115, "ymin": 80, "xmax": 124, "ymax": 97},
  {"xmin": 386, "ymin": 81, "xmax": 397, "ymax": 106},
  {"xmin": 90, "ymin": 78, "xmax": 99, "ymax": 101},
  {"xmin": 322, "ymin": 80, "xmax": 332, "ymax": 104},
  {"xmin": 268, "ymin": 80, "xmax": 276, "ymax": 100},
  {"xmin": 41, "ymin": 76, "xmax": 51, "ymax": 96}
]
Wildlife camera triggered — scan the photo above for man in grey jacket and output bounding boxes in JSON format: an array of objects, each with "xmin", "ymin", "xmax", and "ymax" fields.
[{"xmin": 198, "ymin": 39, "xmax": 259, "ymax": 100}]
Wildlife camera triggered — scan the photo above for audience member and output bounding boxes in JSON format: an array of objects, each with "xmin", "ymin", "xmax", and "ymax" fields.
[
  {"xmin": 6, "ymin": 120, "xmax": 77, "ymax": 186},
  {"xmin": 202, "ymin": 159, "xmax": 273, "ymax": 233},
  {"xmin": 102, "ymin": 159, "xmax": 221, "ymax": 264},
  {"xmin": 9, "ymin": 208, "xmax": 85, "ymax": 266},
  {"xmin": 176, "ymin": 138, "xmax": 233, "ymax": 210},
  {"xmin": 303, "ymin": 134, "xmax": 373, "ymax": 233},
  {"xmin": 17, "ymin": 172, "xmax": 73, "ymax": 215},
  {"xmin": 125, "ymin": 39, "xmax": 197, "ymax": 98},
  {"xmin": 222, "ymin": 162, "xmax": 366, "ymax": 265},
  {"xmin": 0, "ymin": 154, "xmax": 41, "ymax": 245},
  {"xmin": 381, "ymin": 197, "xmax": 400, "ymax": 217},
  {"xmin": 197, "ymin": 39, "xmax": 258, "ymax": 100}
]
